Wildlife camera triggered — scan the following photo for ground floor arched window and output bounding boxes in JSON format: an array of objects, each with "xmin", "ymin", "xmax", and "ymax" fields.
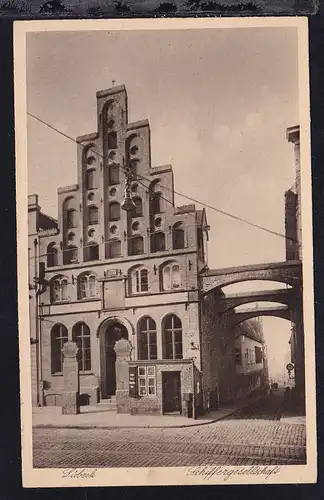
[
  {"xmin": 137, "ymin": 316, "xmax": 157, "ymax": 360},
  {"xmin": 51, "ymin": 324, "xmax": 68, "ymax": 374},
  {"xmin": 72, "ymin": 322, "xmax": 91, "ymax": 371}
]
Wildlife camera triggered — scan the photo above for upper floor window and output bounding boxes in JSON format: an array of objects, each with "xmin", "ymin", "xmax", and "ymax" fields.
[
  {"xmin": 51, "ymin": 276, "xmax": 69, "ymax": 302},
  {"xmin": 150, "ymin": 192, "xmax": 162, "ymax": 215},
  {"xmin": 109, "ymin": 164, "xmax": 119, "ymax": 185},
  {"xmin": 108, "ymin": 131, "xmax": 117, "ymax": 150},
  {"xmin": 255, "ymin": 346, "xmax": 263, "ymax": 364},
  {"xmin": 88, "ymin": 206, "xmax": 99, "ymax": 225},
  {"xmin": 63, "ymin": 245, "xmax": 78, "ymax": 265},
  {"xmin": 66, "ymin": 209, "xmax": 77, "ymax": 229},
  {"xmin": 128, "ymin": 236, "xmax": 144, "ymax": 256},
  {"xmin": 89, "ymin": 243, "xmax": 99, "ymax": 261},
  {"xmin": 162, "ymin": 314, "xmax": 183, "ymax": 360},
  {"xmin": 47, "ymin": 243, "xmax": 58, "ymax": 267},
  {"xmin": 109, "ymin": 202, "xmax": 120, "ymax": 221},
  {"xmin": 78, "ymin": 273, "xmax": 97, "ymax": 299},
  {"xmin": 162, "ymin": 262, "xmax": 181, "ymax": 291},
  {"xmin": 151, "ymin": 232, "xmax": 165, "ymax": 253},
  {"xmin": 51, "ymin": 323, "xmax": 68, "ymax": 374},
  {"xmin": 86, "ymin": 169, "xmax": 96, "ymax": 190},
  {"xmin": 72, "ymin": 322, "xmax": 91, "ymax": 371},
  {"xmin": 106, "ymin": 239, "xmax": 121, "ymax": 259},
  {"xmin": 137, "ymin": 317, "xmax": 157, "ymax": 361},
  {"xmin": 130, "ymin": 267, "xmax": 148, "ymax": 294},
  {"xmin": 235, "ymin": 348, "xmax": 242, "ymax": 365},
  {"xmin": 172, "ymin": 222, "xmax": 185, "ymax": 250},
  {"xmin": 132, "ymin": 197, "xmax": 143, "ymax": 218}
]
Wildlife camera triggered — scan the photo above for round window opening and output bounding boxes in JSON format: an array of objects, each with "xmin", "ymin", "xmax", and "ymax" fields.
[
  {"xmin": 154, "ymin": 217, "xmax": 162, "ymax": 228},
  {"xmin": 68, "ymin": 232, "xmax": 75, "ymax": 241},
  {"xmin": 108, "ymin": 151, "xmax": 116, "ymax": 160},
  {"xmin": 110, "ymin": 225, "xmax": 117, "ymax": 235},
  {"xmin": 88, "ymin": 192, "xmax": 95, "ymax": 201},
  {"xmin": 87, "ymin": 156, "xmax": 96, "ymax": 166},
  {"xmin": 131, "ymin": 183, "xmax": 138, "ymax": 193},
  {"xmin": 110, "ymin": 188, "xmax": 117, "ymax": 197},
  {"xmin": 130, "ymin": 145, "xmax": 138, "ymax": 155},
  {"xmin": 88, "ymin": 229, "xmax": 95, "ymax": 238},
  {"xmin": 107, "ymin": 119, "xmax": 115, "ymax": 129},
  {"xmin": 132, "ymin": 222, "xmax": 139, "ymax": 231}
]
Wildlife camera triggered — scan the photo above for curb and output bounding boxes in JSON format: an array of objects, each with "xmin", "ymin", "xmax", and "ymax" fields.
[
  {"xmin": 32, "ymin": 398, "xmax": 266, "ymax": 431},
  {"xmin": 33, "ymin": 407, "xmax": 243, "ymax": 431}
]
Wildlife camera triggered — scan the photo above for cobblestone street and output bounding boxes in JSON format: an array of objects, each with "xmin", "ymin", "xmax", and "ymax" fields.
[{"xmin": 33, "ymin": 418, "xmax": 306, "ymax": 468}]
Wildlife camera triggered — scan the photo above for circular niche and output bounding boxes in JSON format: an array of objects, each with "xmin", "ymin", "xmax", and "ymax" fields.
[
  {"xmin": 130, "ymin": 145, "xmax": 138, "ymax": 155},
  {"xmin": 88, "ymin": 192, "xmax": 95, "ymax": 201},
  {"xmin": 132, "ymin": 221, "xmax": 139, "ymax": 231},
  {"xmin": 88, "ymin": 229, "xmax": 95, "ymax": 238},
  {"xmin": 108, "ymin": 151, "xmax": 116, "ymax": 160},
  {"xmin": 109, "ymin": 188, "xmax": 117, "ymax": 197},
  {"xmin": 154, "ymin": 217, "xmax": 162, "ymax": 228},
  {"xmin": 107, "ymin": 119, "xmax": 115, "ymax": 129},
  {"xmin": 68, "ymin": 232, "xmax": 75, "ymax": 241},
  {"xmin": 87, "ymin": 156, "xmax": 96, "ymax": 166},
  {"xmin": 110, "ymin": 225, "xmax": 117, "ymax": 235},
  {"xmin": 131, "ymin": 183, "xmax": 138, "ymax": 193}
]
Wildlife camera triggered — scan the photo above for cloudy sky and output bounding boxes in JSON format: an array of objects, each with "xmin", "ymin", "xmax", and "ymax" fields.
[{"xmin": 26, "ymin": 25, "xmax": 300, "ymax": 376}]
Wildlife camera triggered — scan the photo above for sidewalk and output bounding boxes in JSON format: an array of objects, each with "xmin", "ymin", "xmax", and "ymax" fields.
[{"xmin": 32, "ymin": 404, "xmax": 238, "ymax": 429}]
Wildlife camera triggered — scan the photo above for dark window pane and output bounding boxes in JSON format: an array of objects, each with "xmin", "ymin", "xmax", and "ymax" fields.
[
  {"xmin": 109, "ymin": 202, "xmax": 120, "ymax": 221},
  {"xmin": 108, "ymin": 131, "xmax": 117, "ymax": 150}
]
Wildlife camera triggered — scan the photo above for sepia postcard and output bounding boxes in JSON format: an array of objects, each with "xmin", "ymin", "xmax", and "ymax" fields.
[{"xmin": 14, "ymin": 17, "xmax": 316, "ymax": 487}]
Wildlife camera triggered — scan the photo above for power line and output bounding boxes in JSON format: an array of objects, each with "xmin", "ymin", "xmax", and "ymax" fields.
[{"xmin": 27, "ymin": 111, "xmax": 296, "ymax": 243}]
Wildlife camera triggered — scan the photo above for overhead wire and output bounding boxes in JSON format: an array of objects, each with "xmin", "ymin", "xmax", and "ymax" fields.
[{"xmin": 27, "ymin": 111, "xmax": 297, "ymax": 249}]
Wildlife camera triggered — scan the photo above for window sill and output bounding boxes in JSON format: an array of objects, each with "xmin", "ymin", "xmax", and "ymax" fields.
[
  {"xmin": 51, "ymin": 372, "xmax": 63, "ymax": 377},
  {"xmin": 51, "ymin": 299, "xmax": 71, "ymax": 305},
  {"xmin": 80, "ymin": 371, "xmax": 94, "ymax": 375}
]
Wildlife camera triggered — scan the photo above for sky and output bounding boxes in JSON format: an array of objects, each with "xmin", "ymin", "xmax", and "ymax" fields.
[{"xmin": 26, "ymin": 26, "xmax": 299, "ymax": 377}]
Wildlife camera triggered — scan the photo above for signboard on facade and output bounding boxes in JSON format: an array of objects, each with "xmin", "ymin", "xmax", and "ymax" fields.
[{"xmin": 129, "ymin": 367, "xmax": 137, "ymax": 398}]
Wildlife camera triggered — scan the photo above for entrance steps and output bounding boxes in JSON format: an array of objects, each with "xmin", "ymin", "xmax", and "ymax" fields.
[{"xmin": 97, "ymin": 396, "xmax": 116, "ymax": 411}]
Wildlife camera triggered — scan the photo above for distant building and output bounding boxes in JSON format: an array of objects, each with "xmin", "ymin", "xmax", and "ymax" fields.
[{"xmin": 285, "ymin": 125, "xmax": 302, "ymax": 394}]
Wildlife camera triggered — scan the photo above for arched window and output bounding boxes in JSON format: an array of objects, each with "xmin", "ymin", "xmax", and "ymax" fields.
[
  {"xmin": 66, "ymin": 209, "xmax": 77, "ymax": 229},
  {"xmin": 130, "ymin": 267, "xmax": 148, "ymax": 294},
  {"xmin": 72, "ymin": 322, "xmax": 91, "ymax": 371},
  {"xmin": 109, "ymin": 164, "xmax": 119, "ymax": 185},
  {"xmin": 51, "ymin": 324, "xmax": 68, "ymax": 374},
  {"xmin": 51, "ymin": 276, "xmax": 68, "ymax": 302},
  {"xmin": 63, "ymin": 245, "xmax": 78, "ymax": 265},
  {"xmin": 137, "ymin": 317, "xmax": 157, "ymax": 360},
  {"xmin": 109, "ymin": 202, "xmax": 120, "ymax": 221},
  {"xmin": 108, "ymin": 131, "xmax": 117, "ymax": 150},
  {"xmin": 162, "ymin": 262, "xmax": 181, "ymax": 291},
  {"xmin": 47, "ymin": 243, "xmax": 58, "ymax": 267},
  {"xmin": 162, "ymin": 314, "xmax": 183, "ymax": 360},
  {"xmin": 78, "ymin": 273, "xmax": 97, "ymax": 299},
  {"xmin": 88, "ymin": 243, "xmax": 99, "ymax": 261},
  {"xmin": 151, "ymin": 192, "xmax": 162, "ymax": 215},
  {"xmin": 88, "ymin": 206, "xmax": 98, "ymax": 225},
  {"xmin": 128, "ymin": 236, "xmax": 144, "ymax": 256},
  {"xmin": 106, "ymin": 239, "xmax": 121, "ymax": 259},
  {"xmin": 172, "ymin": 222, "xmax": 185, "ymax": 250},
  {"xmin": 151, "ymin": 232, "xmax": 165, "ymax": 253},
  {"xmin": 132, "ymin": 197, "xmax": 143, "ymax": 218},
  {"xmin": 86, "ymin": 169, "xmax": 96, "ymax": 190}
]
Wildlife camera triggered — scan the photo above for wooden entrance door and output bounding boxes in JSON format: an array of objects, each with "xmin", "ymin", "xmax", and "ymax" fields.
[{"xmin": 162, "ymin": 371, "xmax": 181, "ymax": 413}]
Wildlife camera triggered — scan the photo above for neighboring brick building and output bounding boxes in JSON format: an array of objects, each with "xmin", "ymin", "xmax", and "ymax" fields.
[{"xmin": 28, "ymin": 84, "xmax": 267, "ymax": 416}]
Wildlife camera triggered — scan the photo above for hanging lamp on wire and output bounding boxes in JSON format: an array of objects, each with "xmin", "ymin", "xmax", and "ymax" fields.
[{"xmin": 121, "ymin": 159, "xmax": 136, "ymax": 212}]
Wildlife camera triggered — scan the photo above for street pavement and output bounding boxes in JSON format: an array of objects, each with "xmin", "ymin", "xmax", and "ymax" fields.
[{"xmin": 33, "ymin": 419, "xmax": 306, "ymax": 468}]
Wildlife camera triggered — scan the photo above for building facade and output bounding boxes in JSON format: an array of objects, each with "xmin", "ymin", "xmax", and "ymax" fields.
[{"xmin": 28, "ymin": 84, "xmax": 267, "ymax": 416}]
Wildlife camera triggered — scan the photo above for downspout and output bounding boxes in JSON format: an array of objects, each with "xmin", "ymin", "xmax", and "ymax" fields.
[
  {"xmin": 191, "ymin": 358, "xmax": 196, "ymax": 419},
  {"xmin": 33, "ymin": 238, "xmax": 40, "ymax": 407}
]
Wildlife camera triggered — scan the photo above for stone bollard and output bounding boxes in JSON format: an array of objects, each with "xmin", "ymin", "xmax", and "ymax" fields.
[
  {"xmin": 114, "ymin": 338, "xmax": 133, "ymax": 414},
  {"xmin": 61, "ymin": 341, "xmax": 80, "ymax": 415}
]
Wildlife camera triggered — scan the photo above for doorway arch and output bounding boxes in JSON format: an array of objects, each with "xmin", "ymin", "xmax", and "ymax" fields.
[{"xmin": 97, "ymin": 317, "xmax": 132, "ymax": 398}]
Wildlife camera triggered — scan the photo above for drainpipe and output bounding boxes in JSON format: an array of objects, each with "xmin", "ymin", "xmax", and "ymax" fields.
[
  {"xmin": 191, "ymin": 359, "xmax": 196, "ymax": 419},
  {"xmin": 33, "ymin": 238, "xmax": 40, "ymax": 407}
]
